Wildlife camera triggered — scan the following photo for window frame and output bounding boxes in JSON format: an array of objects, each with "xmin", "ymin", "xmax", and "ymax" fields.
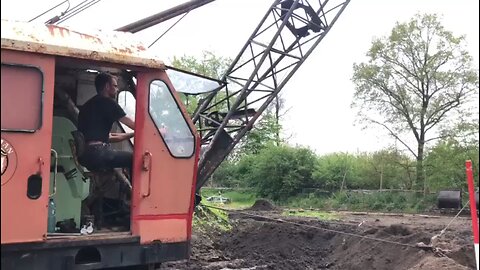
[
  {"xmin": 116, "ymin": 89, "xmax": 136, "ymax": 146},
  {"xmin": 147, "ymin": 79, "xmax": 195, "ymax": 159},
  {"xmin": 1, "ymin": 63, "xmax": 44, "ymax": 133}
]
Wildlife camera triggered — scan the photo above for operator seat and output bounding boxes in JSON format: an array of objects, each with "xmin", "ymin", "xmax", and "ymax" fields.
[
  {"xmin": 71, "ymin": 130, "xmax": 114, "ymax": 230},
  {"xmin": 70, "ymin": 130, "xmax": 131, "ymax": 230}
]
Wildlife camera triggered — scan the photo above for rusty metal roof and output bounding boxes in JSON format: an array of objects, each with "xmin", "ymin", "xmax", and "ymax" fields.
[{"xmin": 1, "ymin": 20, "xmax": 165, "ymax": 69}]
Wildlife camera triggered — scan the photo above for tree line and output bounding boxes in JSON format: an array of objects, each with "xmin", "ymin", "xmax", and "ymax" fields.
[
  {"xmin": 170, "ymin": 14, "xmax": 479, "ymax": 201},
  {"xmin": 211, "ymin": 137, "xmax": 478, "ymax": 200}
]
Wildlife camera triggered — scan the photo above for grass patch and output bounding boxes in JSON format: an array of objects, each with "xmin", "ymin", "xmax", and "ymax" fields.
[
  {"xmin": 280, "ymin": 192, "xmax": 330, "ymax": 209},
  {"xmin": 261, "ymin": 190, "xmax": 437, "ymax": 213},
  {"xmin": 282, "ymin": 209, "xmax": 338, "ymax": 220},
  {"xmin": 193, "ymin": 204, "xmax": 232, "ymax": 232},
  {"xmin": 193, "ymin": 188, "xmax": 258, "ymax": 233},
  {"xmin": 201, "ymin": 188, "xmax": 257, "ymax": 209},
  {"xmin": 319, "ymin": 191, "xmax": 437, "ymax": 213},
  {"xmin": 200, "ymin": 188, "xmax": 438, "ymax": 213}
]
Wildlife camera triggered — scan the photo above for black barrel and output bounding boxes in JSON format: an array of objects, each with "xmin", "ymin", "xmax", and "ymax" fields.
[{"xmin": 437, "ymin": 190, "xmax": 462, "ymax": 209}]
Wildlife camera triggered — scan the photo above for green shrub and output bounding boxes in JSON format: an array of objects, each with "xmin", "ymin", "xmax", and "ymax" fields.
[{"xmin": 290, "ymin": 191, "xmax": 437, "ymax": 213}]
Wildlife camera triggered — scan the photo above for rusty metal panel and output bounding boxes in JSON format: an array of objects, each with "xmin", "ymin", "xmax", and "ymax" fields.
[
  {"xmin": 1, "ymin": 64, "xmax": 43, "ymax": 131},
  {"xmin": 1, "ymin": 20, "xmax": 166, "ymax": 69},
  {"xmin": 1, "ymin": 50, "xmax": 55, "ymax": 244}
]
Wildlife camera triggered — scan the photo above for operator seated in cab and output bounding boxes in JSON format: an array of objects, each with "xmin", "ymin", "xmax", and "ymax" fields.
[{"xmin": 77, "ymin": 72, "xmax": 135, "ymax": 178}]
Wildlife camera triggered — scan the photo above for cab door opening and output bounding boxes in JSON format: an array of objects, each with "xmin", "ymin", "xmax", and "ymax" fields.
[{"xmin": 49, "ymin": 61, "xmax": 137, "ymax": 236}]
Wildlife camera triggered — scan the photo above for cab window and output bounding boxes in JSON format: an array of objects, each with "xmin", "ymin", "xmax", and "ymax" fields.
[
  {"xmin": 118, "ymin": 90, "xmax": 136, "ymax": 143},
  {"xmin": 149, "ymin": 80, "xmax": 194, "ymax": 158},
  {"xmin": 1, "ymin": 64, "xmax": 43, "ymax": 132}
]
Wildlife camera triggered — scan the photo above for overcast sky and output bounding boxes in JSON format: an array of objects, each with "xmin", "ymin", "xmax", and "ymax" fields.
[{"xmin": 2, "ymin": 0, "xmax": 479, "ymax": 155}]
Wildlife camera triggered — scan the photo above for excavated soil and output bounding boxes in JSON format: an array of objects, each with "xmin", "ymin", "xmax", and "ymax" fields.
[
  {"xmin": 161, "ymin": 205, "xmax": 477, "ymax": 270},
  {"xmin": 248, "ymin": 199, "xmax": 278, "ymax": 211}
]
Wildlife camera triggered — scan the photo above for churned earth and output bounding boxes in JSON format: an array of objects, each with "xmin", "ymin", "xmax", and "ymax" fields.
[{"xmin": 161, "ymin": 200, "xmax": 477, "ymax": 270}]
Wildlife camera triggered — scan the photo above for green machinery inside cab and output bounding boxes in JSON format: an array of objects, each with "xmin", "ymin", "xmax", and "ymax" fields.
[{"xmin": 49, "ymin": 116, "xmax": 91, "ymax": 232}]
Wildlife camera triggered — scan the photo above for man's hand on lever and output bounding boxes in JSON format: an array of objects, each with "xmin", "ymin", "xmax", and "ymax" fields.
[
  {"xmin": 109, "ymin": 132, "xmax": 134, "ymax": 143},
  {"xmin": 109, "ymin": 115, "xmax": 136, "ymax": 142}
]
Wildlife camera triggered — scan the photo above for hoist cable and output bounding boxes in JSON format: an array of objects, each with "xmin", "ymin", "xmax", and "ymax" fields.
[
  {"xmin": 28, "ymin": 0, "xmax": 70, "ymax": 22},
  {"xmin": 148, "ymin": 9, "xmax": 190, "ymax": 48},
  {"xmin": 56, "ymin": 0, "xmax": 101, "ymax": 24}
]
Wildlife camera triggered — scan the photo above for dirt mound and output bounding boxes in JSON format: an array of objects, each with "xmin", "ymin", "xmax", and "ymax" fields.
[
  {"xmin": 409, "ymin": 256, "xmax": 471, "ymax": 270},
  {"xmin": 248, "ymin": 199, "xmax": 278, "ymax": 211},
  {"xmin": 382, "ymin": 224, "xmax": 413, "ymax": 236},
  {"xmin": 160, "ymin": 212, "xmax": 477, "ymax": 270},
  {"xmin": 218, "ymin": 219, "xmax": 336, "ymax": 269},
  {"xmin": 430, "ymin": 230, "xmax": 477, "ymax": 269},
  {"xmin": 214, "ymin": 218, "xmax": 435, "ymax": 270}
]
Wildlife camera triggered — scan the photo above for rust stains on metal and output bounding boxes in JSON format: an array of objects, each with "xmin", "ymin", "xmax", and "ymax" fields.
[
  {"xmin": 1, "ymin": 20, "xmax": 165, "ymax": 69},
  {"xmin": 46, "ymin": 24, "xmax": 104, "ymax": 44}
]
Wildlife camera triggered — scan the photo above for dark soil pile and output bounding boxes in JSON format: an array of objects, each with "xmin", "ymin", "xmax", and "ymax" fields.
[
  {"xmin": 248, "ymin": 199, "xmax": 278, "ymax": 211},
  {"xmin": 409, "ymin": 256, "xmax": 471, "ymax": 270},
  {"xmin": 161, "ymin": 212, "xmax": 476, "ymax": 270},
  {"xmin": 214, "ymin": 220, "xmax": 433, "ymax": 270}
]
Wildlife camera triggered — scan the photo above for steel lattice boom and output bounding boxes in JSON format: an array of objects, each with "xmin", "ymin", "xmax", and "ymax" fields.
[{"xmin": 195, "ymin": 0, "xmax": 351, "ymax": 190}]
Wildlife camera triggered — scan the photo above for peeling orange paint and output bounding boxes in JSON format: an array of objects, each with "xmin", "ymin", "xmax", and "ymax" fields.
[{"xmin": 2, "ymin": 20, "xmax": 165, "ymax": 69}]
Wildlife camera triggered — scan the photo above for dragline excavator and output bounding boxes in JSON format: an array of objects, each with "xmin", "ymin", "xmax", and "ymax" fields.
[
  {"xmin": 1, "ymin": 0, "xmax": 349, "ymax": 269},
  {"xmin": 49, "ymin": 0, "xmax": 351, "ymax": 193},
  {"xmin": 116, "ymin": 0, "xmax": 351, "ymax": 192}
]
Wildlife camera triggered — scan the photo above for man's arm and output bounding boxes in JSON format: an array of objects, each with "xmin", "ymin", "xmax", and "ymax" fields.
[
  {"xmin": 108, "ymin": 116, "xmax": 135, "ymax": 143},
  {"xmin": 109, "ymin": 132, "xmax": 134, "ymax": 143},
  {"xmin": 119, "ymin": 116, "xmax": 135, "ymax": 130}
]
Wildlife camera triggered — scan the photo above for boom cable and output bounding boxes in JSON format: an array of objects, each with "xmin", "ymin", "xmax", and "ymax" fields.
[
  {"xmin": 148, "ymin": 9, "xmax": 190, "ymax": 48},
  {"xmin": 52, "ymin": 0, "xmax": 90, "ymax": 23},
  {"xmin": 28, "ymin": 0, "xmax": 70, "ymax": 22},
  {"xmin": 56, "ymin": 0, "xmax": 102, "ymax": 25}
]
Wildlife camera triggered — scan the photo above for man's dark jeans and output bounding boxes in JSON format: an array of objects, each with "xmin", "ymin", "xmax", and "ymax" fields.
[
  {"xmin": 79, "ymin": 143, "xmax": 132, "ymax": 174},
  {"xmin": 78, "ymin": 143, "xmax": 132, "ymax": 229}
]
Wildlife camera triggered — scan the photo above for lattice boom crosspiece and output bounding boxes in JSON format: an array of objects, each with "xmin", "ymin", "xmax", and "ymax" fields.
[{"xmin": 194, "ymin": 0, "xmax": 351, "ymax": 190}]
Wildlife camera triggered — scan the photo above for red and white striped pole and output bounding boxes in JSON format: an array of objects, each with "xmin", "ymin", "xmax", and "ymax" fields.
[{"xmin": 465, "ymin": 160, "xmax": 479, "ymax": 270}]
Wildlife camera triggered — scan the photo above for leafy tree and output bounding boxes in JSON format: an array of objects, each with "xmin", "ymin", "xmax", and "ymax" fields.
[
  {"xmin": 237, "ymin": 112, "xmax": 282, "ymax": 156},
  {"xmin": 209, "ymin": 159, "xmax": 239, "ymax": 187},
  {"xmin": 271, "ymin": 94, "xmax": 289, "ymax": 146},
  {"xmin": 361, "ymin": 149, "xmax": 416, "ymax": 190},
  {"xmin": 170, "ymin": 51, "xmax": 231, "ymax": 114},
  {"xmin": 424, "ymin": 137, "xmax": 479, "ymax": 192},
  {"xmin": 171, "ymin": 51, "xmax": 230, "ymax": 79},
  {"xmin": 234, "ymin": 154, "xmax": 257, "ymax": 186},
  {"xmin": 352, "ymin": 14, "xmax": 479, "ymax": 189},
  {"xmin": 244, "ymin": 145, "xmax": 317, "ymax": 200},
  {"xmin": 313, "ymin": 150, "xmax": 423, "ymax": 192},
  {"xmin": 232, "ymin": 93, "xmax": 289, "ymax": 158},
  {"xmin": 313, "ymin": 152, "xmax": 357, "ymax": 191}
]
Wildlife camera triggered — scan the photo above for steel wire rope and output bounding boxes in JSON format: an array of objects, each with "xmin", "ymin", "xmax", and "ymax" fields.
[
  {"xmin": 204, "ymin": 204, "xmax": 427, "ymax": 249},
  {"xmin": 55, "ymin": 0, "xmax": 93, "ymax": 24},
  {"xmin": 56, "ymin": 0, "xmax": 102, "ymax": 25},
  {"xmin": 28, "ymin": 0, "xmax": 70, "ymax": 22},
  {"xmin": 56, "ymin": 0, "xmax": 93, "ymax": 20},
  {"xmin": 60, "ymin": 0, "xmax": 90, "ymax": 17},
  {"xmin": 46, "ymin": 0, "xmax": 91, "ymax": 24},
  {"xmin": 431, "ymin": 203, "xmax": 469, "ymax": 241},
  {"xmin": 148, "ymin": 10, "xmax": 190, "ymax": 48}
]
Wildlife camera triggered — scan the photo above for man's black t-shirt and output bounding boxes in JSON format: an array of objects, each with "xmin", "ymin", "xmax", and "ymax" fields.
[{"xmin": 78, "ymin": 95, "xmax": 126, "ymax": 143}]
